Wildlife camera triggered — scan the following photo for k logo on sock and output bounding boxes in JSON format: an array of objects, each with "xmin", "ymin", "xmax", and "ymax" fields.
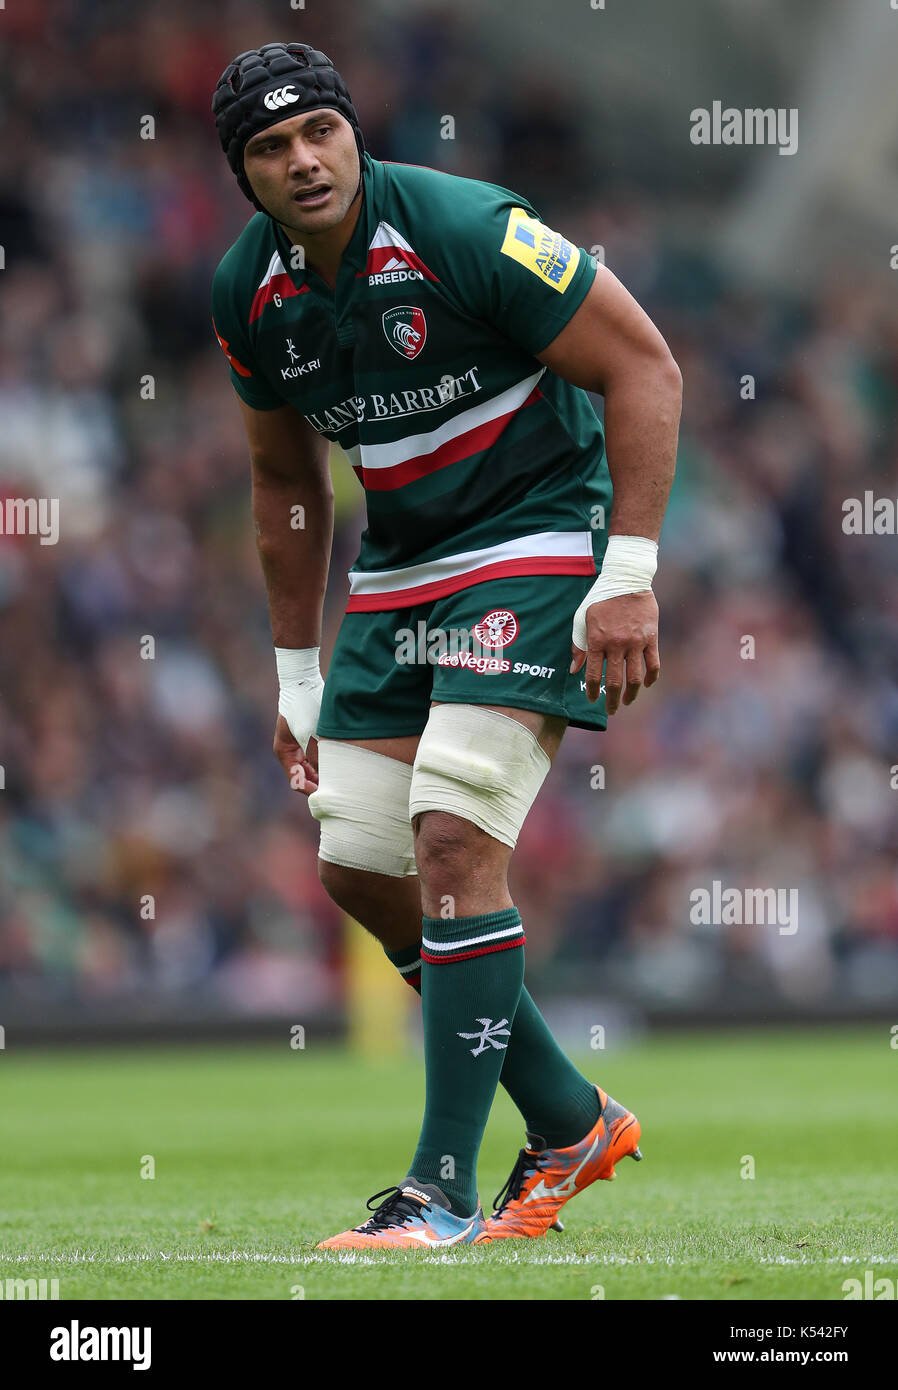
[{"xmin": 457, "ymin": 1017, "xmax": 511, "ymax": 1056}]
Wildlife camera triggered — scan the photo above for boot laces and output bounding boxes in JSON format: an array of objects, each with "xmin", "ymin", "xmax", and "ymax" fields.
[
  {"xmin": 354, "ymin": 1186, "xmax": 430, "ymax": 1233},
  {"xmin": 492, "ymin": 1148, "xmax": 544, "ymax": 1216}
]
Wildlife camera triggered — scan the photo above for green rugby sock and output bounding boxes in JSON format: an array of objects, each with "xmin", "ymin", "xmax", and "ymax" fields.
[
  {"xmin": 498, "ymin": 989, "xmax": 601, "ymax": 1148},
  {"xmin": 386, "ymin": 929, "xmax": 600, "ymax": 1151},
  {"xmin": 385, "ymin": 942, "xmax": 423, "ymax": 993},
  {"xmin": 404, "ymin": 908, "xmax": 525, "ymax": 1217}
]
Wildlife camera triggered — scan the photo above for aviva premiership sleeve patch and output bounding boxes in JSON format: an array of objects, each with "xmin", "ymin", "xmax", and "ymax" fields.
[{"xmin": 499, "ymin": 207, "xmax": 581, "ymax": 293}]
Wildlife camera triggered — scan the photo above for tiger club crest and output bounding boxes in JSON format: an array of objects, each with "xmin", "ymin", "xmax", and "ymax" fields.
[{"xmin": 382, "ymin": 305, "xmax": 427, "ymax": 359}]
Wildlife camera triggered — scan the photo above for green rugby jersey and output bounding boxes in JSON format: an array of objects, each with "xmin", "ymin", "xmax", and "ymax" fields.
[{"xmin": 212, "ymin": 152, "xmax": 612, "ymax": 612}]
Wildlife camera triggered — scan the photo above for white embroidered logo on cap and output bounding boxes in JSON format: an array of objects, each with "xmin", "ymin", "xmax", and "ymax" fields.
[{"xmin": 264, "ymin": 86, "xmax": 300, "ymax": 111}]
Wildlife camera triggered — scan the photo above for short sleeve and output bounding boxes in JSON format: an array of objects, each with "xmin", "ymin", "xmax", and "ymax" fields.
[
  {"xmin": 441, "ymin": 186, "xmax": 598, "ymax": 357},
  {"xmin": 211, "ymin": 262, "xmax": 285, "ymax": 412}
]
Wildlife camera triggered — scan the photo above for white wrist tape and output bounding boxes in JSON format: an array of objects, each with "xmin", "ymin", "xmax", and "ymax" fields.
[
  {"xmin": 275, "ymin": 646, "xmax": 324, "ymax": 753},
  {"xmin": 571, "ymin": 535, "xmax": 658, "ymax": 651}
]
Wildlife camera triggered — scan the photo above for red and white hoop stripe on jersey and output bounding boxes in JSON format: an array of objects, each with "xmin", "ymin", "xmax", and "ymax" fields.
[
  {"xmin": 343, "ymin": 367, "xmax": 546, "ymax": 492},
  {"xmin": 345, "ymin": 529, "xmax": 596, "ymax": 611}
]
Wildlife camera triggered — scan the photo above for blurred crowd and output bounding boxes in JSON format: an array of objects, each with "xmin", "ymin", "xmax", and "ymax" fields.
[{"xmin": 1, "ymin": 0, "xmax": 897, "ymax": 1020}]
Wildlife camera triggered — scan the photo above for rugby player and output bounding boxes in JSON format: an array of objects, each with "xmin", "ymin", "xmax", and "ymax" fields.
[{"xmin": 211, "ymin": 42, "xmax": 681, "ymax": 1248}]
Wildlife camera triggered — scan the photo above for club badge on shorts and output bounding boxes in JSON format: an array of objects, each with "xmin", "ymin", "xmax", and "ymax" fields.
[{"xmin": 473, "ymin": 609, "xmax": 519, "ymax": 650}]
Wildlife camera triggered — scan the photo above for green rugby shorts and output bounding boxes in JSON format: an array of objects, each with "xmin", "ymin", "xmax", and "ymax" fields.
[{"xmin": 315, "ymin": 572, "xmax": 607, "ymax": 740}]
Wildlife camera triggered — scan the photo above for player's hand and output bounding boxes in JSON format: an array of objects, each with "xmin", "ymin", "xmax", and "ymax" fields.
[
  {"xmin": 273, "ymin": 715, "xmax": 320, "ymax": 795},
  {"xmin": 274, "ymin": 653, "xmax": 323, "ymax": 794},
  {"xmin": 570, "ymin": 591, "xmax": 660, "ymax": 715}
]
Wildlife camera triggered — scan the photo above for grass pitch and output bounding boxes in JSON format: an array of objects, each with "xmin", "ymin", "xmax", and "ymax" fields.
[{"xmin": 1, "ymin": 1027, "xmax": 895, "ymax": 1300}]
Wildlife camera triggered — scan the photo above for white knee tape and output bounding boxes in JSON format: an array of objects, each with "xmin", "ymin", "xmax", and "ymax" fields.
[
  {"xmin": 408, "ymin": 704, "xmax": 551, "ymax": 849},
  {"xmin": 307, "ymin": 740, "xmax": 417, "ymax": 877}
]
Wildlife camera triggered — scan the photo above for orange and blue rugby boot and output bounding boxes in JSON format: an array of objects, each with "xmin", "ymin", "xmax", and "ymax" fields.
[
  {"xmin": 484, "ymin": 1086, "xmax": 642, "ymax": 1239},
  {"xmin": 317, "ymin": 1179, "xmax": 490, "ymax": 1250}
]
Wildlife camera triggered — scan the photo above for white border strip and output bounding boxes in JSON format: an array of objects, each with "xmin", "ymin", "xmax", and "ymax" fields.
[
  {"xmin": 348, "ymin": 529, "xmax": 593, "ymax": 596},
  {"xmin": 422, "ymin": 926, "xmax": 524, "ymax": 953}
]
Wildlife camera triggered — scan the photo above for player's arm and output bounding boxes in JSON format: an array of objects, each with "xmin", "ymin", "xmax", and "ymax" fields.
[
  {"xmin": 536, "ymin": 263, "xmax": 681, "ymax": 540},
  {"xmin": 536, "ymin": 265, "xmax": 683, "ymax": 714},
  {"xmin": 238, "ymin": 396, "xmax": 333, "ymax": 646},
  {"xmin": 236, "ymin": 395, "xmax": 334, "ymax": 791}
]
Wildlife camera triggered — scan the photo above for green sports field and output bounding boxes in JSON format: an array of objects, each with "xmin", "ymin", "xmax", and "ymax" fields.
[{"xmin": 1, "ymin": 1027, "xmax": 895, "ymax": 1301}]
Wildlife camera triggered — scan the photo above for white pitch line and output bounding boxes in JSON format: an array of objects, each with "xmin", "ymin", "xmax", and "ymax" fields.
[
  {"xmin": 0, "ymin": 1251, "xmax": 610, "ymax": 1267},
  {"xmin": 2, "ymin": 1251, "xmax": 898, "ymax": 1268}
]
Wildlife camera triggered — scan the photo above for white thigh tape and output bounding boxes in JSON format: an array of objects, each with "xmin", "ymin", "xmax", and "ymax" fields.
[
  {"xmin": 307, "ymin": 739, "xmax": 417, "ymax": 877},
  {"xmin": 408, "ymin": 704, "xmax": 551, "ymax": 849}
]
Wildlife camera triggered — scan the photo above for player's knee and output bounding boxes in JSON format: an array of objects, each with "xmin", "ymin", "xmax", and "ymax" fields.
[
  {"xmin": 414, "ymin": 810, "xmax": 507, "ymax": 900},
  {"xmin": 413, "ymin": 810, "xmax": 483, "ymax": 871},
  {"xmin": 408, "ymin": 704, "xmax": 551, "ymax": 851}
]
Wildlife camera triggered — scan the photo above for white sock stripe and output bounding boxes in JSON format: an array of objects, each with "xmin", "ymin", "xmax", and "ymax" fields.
[
  {"xmin": 421, "ymin": 924, "xmax": 524, "ymax": 952},
  {"xmin": 397, "ymin": 958, "xmax": 421, "ymax": 975}
]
